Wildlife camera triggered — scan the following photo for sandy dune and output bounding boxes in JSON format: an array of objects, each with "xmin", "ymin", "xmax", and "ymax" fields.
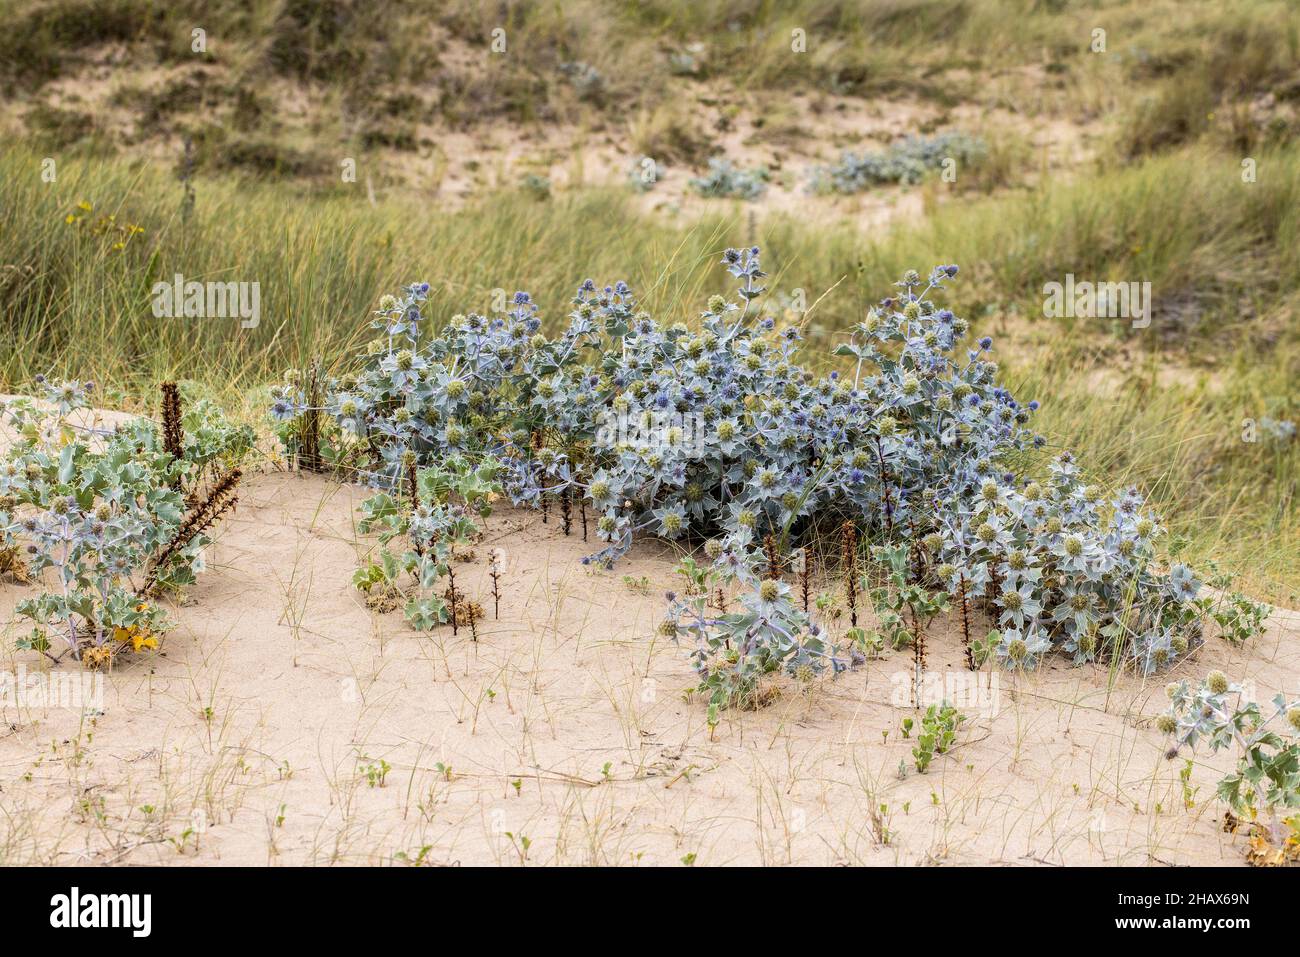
[{"xmin": 1, "ymin": 470, "xmax": 1296, "ymax": 866}]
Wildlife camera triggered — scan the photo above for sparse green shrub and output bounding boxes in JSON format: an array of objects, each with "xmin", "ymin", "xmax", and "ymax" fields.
[
  {"xmin": 1161, "ymin": 672, "xmax": 1300, "ymax": 864},
  {"xmin": 352, "ymin": 455, "xmax": 500, "ymax": 630}
]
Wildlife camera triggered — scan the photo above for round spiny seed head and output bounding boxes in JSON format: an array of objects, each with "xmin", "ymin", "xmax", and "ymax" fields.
[
  {"xmin": 1206, "ymin": 670, "xmax": 1230, "ymax": 695},
  {"xmin": 1156, "ymin": 715, "xmax": 1178, "ymax": 735},
  {"xmin": 759, "ymin": 579, "xmax": 780, "ymax": 602}
]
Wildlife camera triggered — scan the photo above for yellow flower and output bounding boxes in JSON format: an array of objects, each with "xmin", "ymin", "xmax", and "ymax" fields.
[
  {"xmin": 65, "ymin": 213, "xmax": 76, "ymax": 225},
  {"xmin": 77, "ymin": 200, "xmax": 92, "ymax": 211},
  {"xmin": 113, "ymin": 623, "xmax": 158, "ymax": 652}
]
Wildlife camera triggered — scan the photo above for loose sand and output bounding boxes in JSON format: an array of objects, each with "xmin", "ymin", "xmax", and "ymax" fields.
[{"xmin": 1, "ymin": 468, "xmax": 1296, "ymax": 866}]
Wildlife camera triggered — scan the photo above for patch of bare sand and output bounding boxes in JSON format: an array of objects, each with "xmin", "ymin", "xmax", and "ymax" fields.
[{"xmin": 1, "ymin": 470, "xmax": 1296, "ymax": 866}]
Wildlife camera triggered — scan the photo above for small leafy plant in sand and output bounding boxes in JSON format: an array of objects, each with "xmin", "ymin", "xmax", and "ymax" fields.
[
  {"xmin": 0, "ymin": 377, "xmax": 250, "ymax": 665},
  {"xmin": 867, "ymin": 544, "xmax": 949, "ymax": 707},
  {"xmin": 901, "ymin": 702, "xmax": 965, "ymax": 773},
  {"xmin": 1160, "ymin": 670, "xmax": 1300, "ymax": 866},
  {"xmin": 352, "ymin": 454, "xmax": 499, "ymax": 632}
]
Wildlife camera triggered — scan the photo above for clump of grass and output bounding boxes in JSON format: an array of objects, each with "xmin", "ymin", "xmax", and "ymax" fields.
[
  {"xmin": 1118, "ymin": 75, "xmax": 1214, "ymax": 159},
  {"xmin": 628, "ymin": 103, "xmax": 709, "ymax": 166}
]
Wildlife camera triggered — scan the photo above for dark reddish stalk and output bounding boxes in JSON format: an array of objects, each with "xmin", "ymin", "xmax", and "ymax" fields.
[
  {"xmin": 763, "ymin": 533, "xmax": 781, "ymax": 580},
  {"xmin": 446, "ymin": 564, "xmax": 459, "ymax": 638},
  {"xmin": 959, "ymin": 573, "xmax": 974, "ymax": 670},
  {"xmin": 141, "ymin": 468, "xmax": 241, "ymax": 594},
  {"xmin": 161, "ymin": 381, "xmax": 184, "ymax": 491},
  {"xmin": 842, "ymin": 521, "xmax": 858, "ymax": 628},
  {"xmin": 799, "ymin": 549, "xmax": 811, "ymax": 614}
]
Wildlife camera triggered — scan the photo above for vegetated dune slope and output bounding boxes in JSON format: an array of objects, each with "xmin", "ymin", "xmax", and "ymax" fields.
[{"xmin": 0, "ymin": 469, "xmax": 1296, "ymax": 866}]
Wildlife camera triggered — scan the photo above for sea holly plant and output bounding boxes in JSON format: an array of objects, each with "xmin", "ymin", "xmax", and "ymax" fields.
[
  {"xmin": 690, "ymin": 158, "xmax": 769, "ymax": 200},
  {"xmin": 353, "ymin": 454, "xmax": 501, "ymax": 630},
  {"xmin": 279, "ymin": 247, "xmax": 1269, "ymax": 712},
  {"xmin": 662, "ymin": 544, "xmax": 850, "ymax": 710},
  {"xmin": 1, "ymin": 378, "xmax": 248, "ymax": 665},
  {"xmin": 1160, "ymin": 672, "xmax": 1300, "ymax": 864},
  {"xmin": 808, "ymin": 132, "xmax": 986, "ymax": 193}
]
